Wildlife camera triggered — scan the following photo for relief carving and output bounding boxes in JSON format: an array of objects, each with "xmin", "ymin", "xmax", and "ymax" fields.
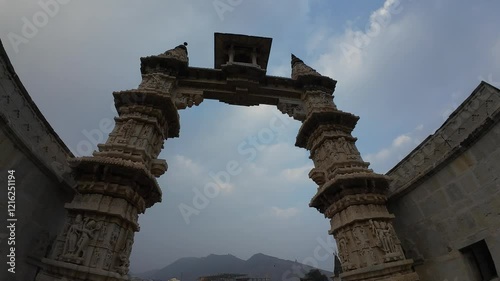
[
  {"xmin": 54, "ymin": 240, "xmax": 65, "ymax": 260},
  {"xmin": 369, "ymin": 220, "xmax": 405, "ymax": 262},
  {"xmin": 61, "ymin": 215, "xmax": 83, "ymax": 259},
  {"xmin": 326, "ymin": 139, "xmax": 343, "ymax": 161},
  {"xmin": 61, "ymin": 215, "xmax": 101, "ymax": 264},
  {"xmin": 312, "ymin": 144, "xmax": 328, "ymax": 168},
  {"xmin": 74, "ymin": 220, "xmax": 98, "ymax": 258},
  {"xmin": 142, "ymin": 125, "xmax": 153, "ymax": 138},
  {"xmin": 115, "ymin": 239, "xmax": 133, "ymax": 275},
  {"xmin": 136, "ymin": 138, "xmax": 147, "ymax": 149},
  {"xmin": 139, "ymin": 74, "xmax": 173, "ymax": 92},
  {"xmin": 116, "ymin": 119, "xmax": 135, "ymax": 144},
  {"xmin": 90, "ymin": 248, "xmax": 101, "ymax": 267},
  {"xmin": 323, "ymin": 137, "xmax": 362, "ymax": 165},
  {"xmin": 109, "ymin": 226, "xmax": 120, "ymax": 248},
  {"xmin": 104, "ymin": 251, "xmax": 113, "ymax": 270},
  {"xmin": 304, "ymin": 92, "xmax": 337, "ymax": 113},
  {"xmin": 353, "ymin": 226, "xmax": 370, "ymax": 248},
  {"xmin": 335, "ymin": 231, "xmax": 355, "ymax": 271},
  {"xmin": 352, "ymin": 226, "xmax": 377, "ymax": 267}
]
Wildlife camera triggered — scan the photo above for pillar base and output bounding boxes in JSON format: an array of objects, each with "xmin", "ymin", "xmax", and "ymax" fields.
[
  {"xmin": 340, "ymin": 259, "xmax": 419, "ymax": 281},
  {"xmin": 36, "ymin": 258, "xmax": 129, "ymax": 281}
]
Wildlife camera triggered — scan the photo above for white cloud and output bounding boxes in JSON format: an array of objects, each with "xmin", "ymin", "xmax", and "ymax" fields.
[
  {"xmin": 271, "ymin": 207, "xmax": 300, "ymax": 219},
  {"xmin": 306, "ymin": 27, "xmax": 328, "ymax": 54},
  {"xmin": 364, "ymin": 124, "xmax": 427, "ymax": 173},
  {"xmin": 311, "ymin": 0, "xmax": 405, "ymax": 78},
  {"xmin": 280, "ymin": 165, "xmax": 314, "ymax": 182},
  {"xmin": 365, "ymin": 147, "xmax": 391, "ymax": 164},
  {"xmin": 174, "ymin": 155, "xmax": 203, "ymax": 175},
  {"xmin": 393, "ymin": 134, "xmax": 411, "ymax": 147},
  {"xmin": 247, "ymin": 162, "xmax": 269, "ymax": 177},
  {"xmin": 215, "ymin": 182, "xmax": 235, "ymax": 193}
]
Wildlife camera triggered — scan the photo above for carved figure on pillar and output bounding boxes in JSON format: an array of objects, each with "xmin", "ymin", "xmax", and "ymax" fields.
[
  {"xmin": 115, "ymin": 239, "xmax": 133, "ymax": 275},
  {"xmin": 336, "ymin": 230, "xmax": 354, "ymax": 271},
  {"xmin": 116, "ymin": 119, "xmax": 135, "ymax": 144},
  {"xmin": 370, "ymin": 219, "xmax": 405, "ymax": 262},
  {"xmin": 36, "ymin": 42, "xmax": 186, "ymax": 281},
  {"xmin": 74, "ymin": 220, "xmax": 98, "ymax": 259},
  {"xmin": 60, "ymin": 216, "xmax": 100, "ymax": 265},
  {"xmin": 293, "ymin": 54, "xmax": 419, "ymax": 281},
  {"xmin": 62, "ymin": 215, "xmax": 83, "ymax": 259},
  {"xmin": 35, "ymin": 35, "xmax": 418, "ymax": 281}
]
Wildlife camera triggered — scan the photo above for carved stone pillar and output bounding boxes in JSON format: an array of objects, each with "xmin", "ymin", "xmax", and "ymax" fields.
[
  {"xmin": 292, "ymin": 55, "xmax": 419, "ymax": 281},
  {"xmin": 36, "ymin": 44, "xmax": 192, "ymax": 281}
]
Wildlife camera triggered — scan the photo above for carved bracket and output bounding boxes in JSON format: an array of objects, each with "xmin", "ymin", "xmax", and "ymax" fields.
[
  {"xmin": 151, "ymin": 158, "xmax": 168, "ymax": 177},
  {"xmin": 174, "ymin": 91, "xmax": 204, "ymax": 109},
  {"xmin": 277, "ymin": 101, "xmax": 305, "ymax": 121}
]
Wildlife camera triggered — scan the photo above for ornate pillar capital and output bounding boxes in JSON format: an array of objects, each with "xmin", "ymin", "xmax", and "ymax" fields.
[{"xmin": 277, "ymin": 100, "xmax": 306, "ymax": 121}]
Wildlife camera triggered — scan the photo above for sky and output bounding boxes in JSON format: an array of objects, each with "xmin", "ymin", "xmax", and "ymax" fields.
[{"xmin": 1, "ymin": 0, "xmax": 500, "ymax": 274}]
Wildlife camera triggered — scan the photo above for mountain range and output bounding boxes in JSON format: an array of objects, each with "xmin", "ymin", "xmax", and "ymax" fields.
[{"xmin": 135, "ymin": 253, "xmax": 333, "ymax": 281}]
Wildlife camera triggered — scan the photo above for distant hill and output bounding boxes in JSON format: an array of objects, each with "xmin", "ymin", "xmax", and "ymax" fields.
[{"xmin": 135, "ymin": 253, "xmax": 332, "ymax": 281}]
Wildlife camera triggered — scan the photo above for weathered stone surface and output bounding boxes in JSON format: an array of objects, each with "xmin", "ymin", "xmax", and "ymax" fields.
[
  {"xmin": 388, "ymin": 82, "xmax": 500, "ymax": 280},
  {"xmin": 0, "ymin": 40, "xmax": 75, "ymax": 281},
  {"xmin": 288, "ymin": 54, "xmax": 419, "ymax": 280},
  {"xmin": 444, "ymin": 182, "xmax": 466, "ymax": 202},
  {"xmin": 6, "ymin": 31, "xmax": 500, "ymax": 281},
  {"xmin": 2, "ymin": 23, "xmax": 497, "ymax": 280},
  {"xmin": 33, "ymin": 34, "xmax": 419, "ymax": 281},
  {"xmin": 418, "ymin": 190, "xmax": 449, "ymax": 218}
]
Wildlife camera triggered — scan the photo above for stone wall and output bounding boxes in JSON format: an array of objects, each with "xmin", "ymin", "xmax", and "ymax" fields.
[
  {"xmin": 0, "ymin": 40, "xmax": 75, "ymax": 281},
  {"xmin": 387, "ymin": 82, "xmax": 500, "ymax": 281},
  {"xmin": 0, "ymin": 124, "xmax": 74, "ymax": 281}
]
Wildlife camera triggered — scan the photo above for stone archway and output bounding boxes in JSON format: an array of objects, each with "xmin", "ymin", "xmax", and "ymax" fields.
[{"xmin": 36, "ymin": 33, "xmax": 419, "ymax": 281}]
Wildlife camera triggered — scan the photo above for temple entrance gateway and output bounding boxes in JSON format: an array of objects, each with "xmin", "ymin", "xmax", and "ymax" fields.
[{"xmin": 35, "ymin": 33, "xmax": 420, "ymax": 281}]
